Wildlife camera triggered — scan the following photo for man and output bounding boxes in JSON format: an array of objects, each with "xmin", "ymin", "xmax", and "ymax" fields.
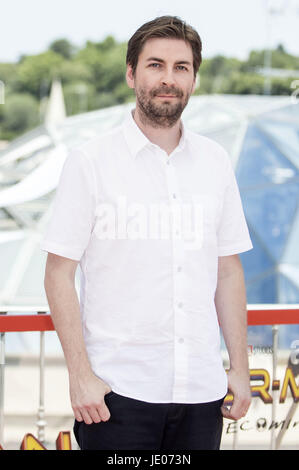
[{"xmin": 41, "ymin": 16, "xmax": 253, "ymax": 450}]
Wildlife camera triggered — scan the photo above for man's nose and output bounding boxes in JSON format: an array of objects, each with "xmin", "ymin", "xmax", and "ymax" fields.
[{"xmin": 160, "ymin": 68, "xmax": 176, "ymax": 87}]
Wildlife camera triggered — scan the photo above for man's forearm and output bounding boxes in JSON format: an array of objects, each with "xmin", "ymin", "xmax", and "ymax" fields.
[
  {"xmin": 44, "ymin": 271, "xmax": 112, "ymax": 424},
  {"xmin": 214, "ymin": 259, "xmax": 249, "ymax": 373},
  {"xmin": 214, "ymin": 257, "xmax": 252, "ymax": 419},
  {"xmin": 44, "ymin": 274, "xmax": 92, "ymax": 379}
]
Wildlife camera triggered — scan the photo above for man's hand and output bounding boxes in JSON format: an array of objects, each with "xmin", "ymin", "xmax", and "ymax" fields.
[
  {"xmin": 221, "ymin": 369, "xmax": 251, "ymax": 420},
  {"xmin": 69, "ymin": 372, "xmax": 113, "ymax": 425}
]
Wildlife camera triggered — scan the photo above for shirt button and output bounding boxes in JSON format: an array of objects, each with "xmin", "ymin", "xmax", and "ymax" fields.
[
  {"xmin": 166, "ymin": 160, "xmax": 170, "ymax": 165},
  {"xmin": 178, "ymin": 337, "xmax": 184, "ymax": 344},
  {"xmin": 172, "ymin": 193, "xmax": 177, "ymax": 199},
  {"xmin": 178, "ymin": 302, "xmax": 183, "ymax": 308},
  {"xmin": 177, "ymin": 266, "xmax": 182, "ymax": 272}
]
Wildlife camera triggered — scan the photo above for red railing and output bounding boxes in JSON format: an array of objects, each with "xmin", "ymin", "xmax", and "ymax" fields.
[
  {"xmin": 0, "ymin": 313, "xmax": 54, "ymax": 332},
  {"xmin": 1, "ymin": 304, "xmax": 299, "ymax": 332}
]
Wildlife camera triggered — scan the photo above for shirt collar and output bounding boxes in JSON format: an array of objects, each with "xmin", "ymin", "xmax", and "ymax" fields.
[{"xmin": 122, "ymin": 109, "xmax": 187, "ymax": 159}]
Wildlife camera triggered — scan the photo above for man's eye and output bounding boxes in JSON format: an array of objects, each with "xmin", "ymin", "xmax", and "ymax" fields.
[
  {"xmin": 177, "ymin": 65, "xmax": 188, "ymax": 71},
  {"xmin": 149, "ymin": 63, "xmax": 160, "ymax": 68}
]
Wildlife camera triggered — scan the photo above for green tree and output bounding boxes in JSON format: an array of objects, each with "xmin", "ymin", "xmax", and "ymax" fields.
[
  {"xmin": 95, "ymin": 35, "xmax": 117, "ymax": 52},
  {"xmin": 74, "ymin": 42, "xmax": 104, "ymax": 85},
  {"xmin": 0, "ymin": 93, "xmax": 39, "ymax": 139},
  {"xmin": 222, "ymin": 72, "xmax": 265, "ymax": 94},
  {"xmin": 197, "ymin": 56, "xmax": 242, "ymax": 94},
  {"xmin": 246, "ymin": 45, "xmax": 299, "ymax": 71},
  {"xmin": 0, "ymin": 63, "xmax": 19, "ymax": 94},
  {"xmin": 58, "ymin": 60, "xmax": 93, "ymax": 85},
  {"xmin": 49, "ymin": 38, "xmax": 77, "ymax": 59},
  {"xmin": 16, "ymin": 51, "xmax": 64, "ymax": 97},
  {"xmin": 74, "ymin": 39, "xmax": 131, "ymax": 106}
]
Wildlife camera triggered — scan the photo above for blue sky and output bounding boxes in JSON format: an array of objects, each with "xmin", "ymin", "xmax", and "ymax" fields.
[{"xmin": 1, "ymin": 0, "xmax": 299, "ymax": 62}]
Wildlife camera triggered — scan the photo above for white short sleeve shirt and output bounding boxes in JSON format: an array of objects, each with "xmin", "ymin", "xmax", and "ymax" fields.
[{"xmin": 40, "ymin": 110, "xmax": 253, "ymax": 404}]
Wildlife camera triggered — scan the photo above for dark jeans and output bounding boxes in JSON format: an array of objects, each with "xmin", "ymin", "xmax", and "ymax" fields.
[{"xmin": 73, "ymin": 391, "xmax": 225, "ymax": 450}]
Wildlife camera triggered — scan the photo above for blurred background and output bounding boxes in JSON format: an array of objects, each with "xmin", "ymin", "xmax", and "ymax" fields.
[
  {"xmin": 1, "ymin": 0, "xmax": 299, "ymax": 140},
  {"xmin": 0, "ymin": 0, "xmax": 298, "ymax": 450}
]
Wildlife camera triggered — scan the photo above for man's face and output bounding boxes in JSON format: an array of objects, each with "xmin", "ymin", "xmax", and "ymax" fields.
[{"xmin": 126, "ymin": 38, "xmax": 197, "ymax": 128}]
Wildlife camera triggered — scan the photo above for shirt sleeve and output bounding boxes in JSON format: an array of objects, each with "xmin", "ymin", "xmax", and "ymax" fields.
[
  {"xmin": 217, "ymin": 155, "xmax": 253, "ymax": 256},
  {"xmin": 40, "ymin": 147, "xmax": 97, "ymax": 261}
]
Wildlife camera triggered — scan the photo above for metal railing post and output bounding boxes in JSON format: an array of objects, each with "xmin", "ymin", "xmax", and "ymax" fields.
[
  {"xmin": 36, "ymin": 321, "xmax": 47, "ymax": 444},
  {"xmin": 0, "ymin": 331, "xmax": 5, "ymax": 446},
  {"xmin": 270, "ymin": 324, "xmax": 279, "ymax": 450}
]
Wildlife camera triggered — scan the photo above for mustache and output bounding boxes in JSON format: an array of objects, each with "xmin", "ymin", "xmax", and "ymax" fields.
[{"xmin": 150, "ymin": 86, "xmax": 184, "ymax": 98}]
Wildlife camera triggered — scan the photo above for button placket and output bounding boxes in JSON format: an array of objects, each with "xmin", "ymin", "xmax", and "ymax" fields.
[{"xmin": 164, "ymin": 157, "xmax": 188, "ymax": 402}]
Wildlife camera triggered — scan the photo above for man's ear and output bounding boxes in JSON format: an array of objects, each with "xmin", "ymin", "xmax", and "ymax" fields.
[{"xmin": 126, "ymin": 64, "xmax": 135, "ymax": 90}]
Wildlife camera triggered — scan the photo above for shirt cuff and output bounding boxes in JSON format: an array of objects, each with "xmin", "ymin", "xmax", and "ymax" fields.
[
  {"xmin": 217, "ymin": 240, "xmax": 253, "ymax": 256},
  {"xmin": 40, "ymin": 240, "xmax": 83, "ymax": 261}
]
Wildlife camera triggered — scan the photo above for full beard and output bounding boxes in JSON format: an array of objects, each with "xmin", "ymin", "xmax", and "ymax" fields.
[{"xmin": 135, "ymin": 85, "xmax": 190, "ymax": 128}]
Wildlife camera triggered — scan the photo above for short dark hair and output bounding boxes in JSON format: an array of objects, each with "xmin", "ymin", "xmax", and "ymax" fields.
[{"xmin": 126, "ymin": 16, "xmax": 202, "ymax": 77}]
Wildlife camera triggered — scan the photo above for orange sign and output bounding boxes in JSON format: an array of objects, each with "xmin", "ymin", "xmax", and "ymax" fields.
[{"xmin": 224, "ymin": 367, "xmax": 299, "ymax": 405}]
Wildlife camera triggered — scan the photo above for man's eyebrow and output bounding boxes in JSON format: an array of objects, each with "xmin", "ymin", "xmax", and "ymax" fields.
[
  {"xmin": 146, "ymin": 57, "xmax": 192, "ymax": 66},
  {"xmin": 146, "ymin": 57, "xmax": 164, "ymax": 62}
]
